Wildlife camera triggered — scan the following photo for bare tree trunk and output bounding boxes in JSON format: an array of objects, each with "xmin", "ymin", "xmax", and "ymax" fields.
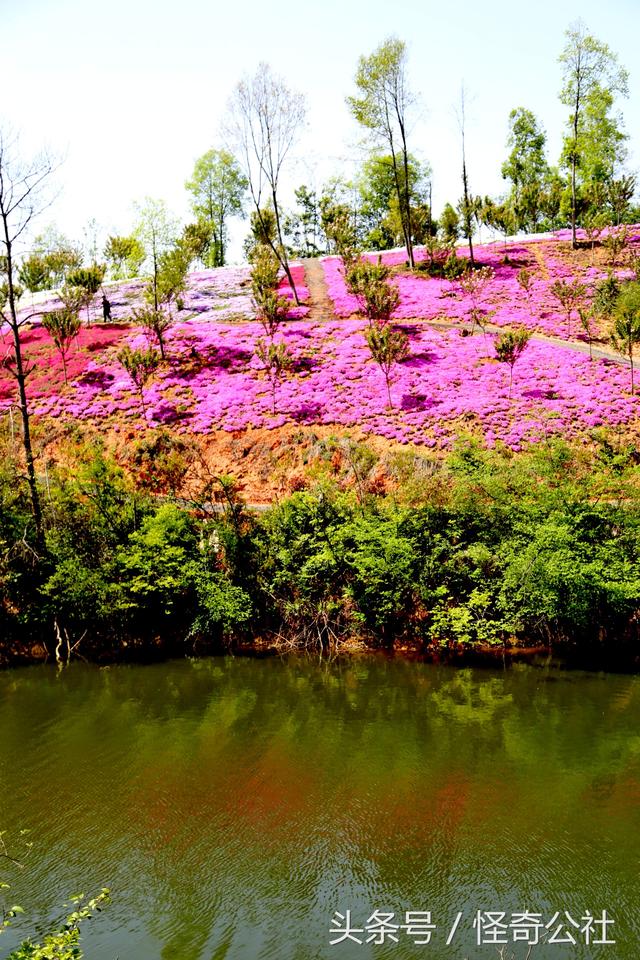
[
  {"xmin": 398, "ymin": 117, "xmax": 415, "ymax": 268},
  {"xmin": 571, "ymin": 89, "xmax": 580, "ymax": 249},
  {"xmin": 3, "ymin": 232, "xmax": 45, "ymax": 550},
  {"xmin": 462, "ymin": 153, "xmax": 475, "ymax": 267},
  {"xmin": 459, "ymin": 89, "xmax": 475, "ymax": 267},
  {"xmin": 152, "ymin": 245, "xmax": 159, "ymax": 312},
  {"xmin": 271, "ymin": 187, "xmax": 300, "ymax": 305}
]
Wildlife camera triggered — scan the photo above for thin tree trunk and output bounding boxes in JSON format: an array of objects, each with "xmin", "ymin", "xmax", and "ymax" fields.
[
  {"xmin": 571, "ymin": 85, "xmax": 580, "ymax": 249},
  {"xmin": 4, "ymin": 235, "xmax": 45, "ymax": 550},
  {"xmin": 462, "ymin": 154, "xmax": 475, "ymax": 267},
  {"xmin": 388, "ymin": 137, "xmax": 412, "ymax": 267},
  {"xmin": 152, "ymin": 245, "xmax": 158, "ymax": 312},
  {"xmin": 398, "ymin": 117, "xmax": 415, "ymax": 268},
  {"xmin": 270, "ymin": 188, "xmax": 300, "ymax": 306}
]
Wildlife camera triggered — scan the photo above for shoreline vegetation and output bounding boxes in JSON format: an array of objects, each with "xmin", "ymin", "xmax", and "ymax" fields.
[{"xmin": 2, "ymin": 426, "xmax": 640, "ymax": 674}]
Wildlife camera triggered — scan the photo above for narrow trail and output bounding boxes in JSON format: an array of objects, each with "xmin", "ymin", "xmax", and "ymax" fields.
[
  {"xmin": 299, "ymin": 257, "xmax": 629, "ymax": 368},
  {"xmin": 301, "ymin": 258, "xmax": 336, "ymax": 322}
]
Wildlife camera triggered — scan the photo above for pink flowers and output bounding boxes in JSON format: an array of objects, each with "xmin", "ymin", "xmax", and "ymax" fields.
[
  {"xmin": 2, "ymin": 246, "xmax": 640, "ymax": 452},
  {"xmin": 3, "ymin": 314, "xmax": 636, "ymax": 451},
  {"xmin": 321, "ymin": 234, "xmax": 640, "ymax": 342}
]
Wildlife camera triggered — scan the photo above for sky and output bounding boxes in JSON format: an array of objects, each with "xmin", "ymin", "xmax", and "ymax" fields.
[{"xmin": 2, "ymin": 0, "xmax": 639, "ymax": 262}]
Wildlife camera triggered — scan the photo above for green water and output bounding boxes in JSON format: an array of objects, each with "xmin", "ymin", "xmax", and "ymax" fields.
[{"xmin": 0, "ymin": 656, "xmax": 639, "ymax": 960}]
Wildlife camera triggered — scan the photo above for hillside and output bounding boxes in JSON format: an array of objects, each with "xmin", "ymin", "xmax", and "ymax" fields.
[{"xmin": 3, "ymin": 231, "xmax": 640, "ymax": 501}]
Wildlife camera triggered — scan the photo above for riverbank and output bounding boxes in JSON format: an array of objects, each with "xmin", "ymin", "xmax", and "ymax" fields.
[
  {"xmin": 2, "ymin": 428, "xmax": 640, "ymax": 674},
  {"xmin": 4, "ymin": 235, "xmax": 640, "ymax": 674}
]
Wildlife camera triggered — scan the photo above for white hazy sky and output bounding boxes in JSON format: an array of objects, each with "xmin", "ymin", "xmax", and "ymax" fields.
[{"xmin": 2, "ymin": 0, "xmax": 639, "ymax": 261}]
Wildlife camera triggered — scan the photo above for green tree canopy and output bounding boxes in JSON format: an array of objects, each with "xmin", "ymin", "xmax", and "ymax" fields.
[
  {"xmin": 185, "ymin": 148, "xmax": 247, "ymax": 267},
  {"xmin": 347, "ymin": 37, "xmax": 418, "ymax": 267},
  {"xmin": 558, "ymin": 21, "xmax": 629, "ymax": 245},
  {"xmin": 501, "ymin": 108, "xmax": 553, "ymax": 231}
]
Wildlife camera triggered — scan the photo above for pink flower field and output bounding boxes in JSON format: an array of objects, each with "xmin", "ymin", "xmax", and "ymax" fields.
[
  {"xmin": 17, "ymin": 261, "xmax": 310, "ymax": 327},
  {"xmin": 2, "ymin": 244, "xmax": 640, "ymax": 452},
  {"xmin": 321, "ymin": 232, "xmax": 640, "ymax": 341},
  {"xmin": 2, "ymin": 314, "xmax": 638, "ymax": 451}
]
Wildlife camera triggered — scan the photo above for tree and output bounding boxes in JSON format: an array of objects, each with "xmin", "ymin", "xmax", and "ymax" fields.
[
  {"xmin": 578, "ymin": 306, "xmax": 596, "ymax": 359},
  {"xmin": 153, "ymin": 241, "xmax": 190, "ymax": 313},
  {"xmin": 185, "ymin": 148, "xmax": 247, "ymax": 266},
  {"xmin": 0, "ymin": 128, "xmax": 57, "ymax": 547},
  {"xmin": 347, "ymin": 37, "xmax": 417, "ymax": 268},
  {"xmin": 250, "ymin": 245, "xmax": 290, "ymax": 338},
  {"xmin": 480, "ymin": 197, "xmax": 516, "ymax": 259},
  {"xmin": 42, "ymin": 306, "xmax": 81, "ymax": 384},
  {"xmin": 31, "ymin": 226, "xmax": 82, "ymax": 288},
  {"xmin": 459, "ymin": 265, "xmax": 495, "ymax": 331},
  {"xmin": 603, "ymin": 224, "xmax": 629, "ymax": 266},
  {"xmin": 550, "ymin": 277, "xmax": 587, "ymax": 337},
  {"xmin": 82, "ymin": 217, "xmax": 101, "ymax": 265},
  {"xmin": 133, "ymin": 198, "xmax": 179, "ymax": 312},
  {"xmin": 440, "ymin": 203, "xmax": 460, "ymax": 245},
  {"xmin": 606, "ymin": 174, "xmax": 636, "ymax": 225},
  {"xmin": 104, "ymin": 234, "xmax": 145, "ymax": 279},
  {"xmin": 284, "ymin": 185, "xmax": 324, "ymax": 257},
  {"xmin": 226, "ymin": 63, "xmax": 305, "ymax": 303},
  {"xmin": 320, "ymin": 197, "xmax": 360, "ymax": 267},
  {"xmin": 255, "ymin": 337, "xmax": 293, "ymax": 414},
  {"xmin": 244, "ymin": 206, "xmax": 277, "ymax": 262},
  {"xmin": 346, "ymin": 260, "xmax": 400, "ymax": 327},
  {"xmin": 495, "ymin": 328, "xmax": 532, "ymax": 399},
  {"xmin": 558, "ymin": 21, "xmax": 629, "ymax": 247},
  {"xmin": 357, "ymin": 152, "xmax": 432, "ymax": 252},
  {"xmin": 365, "ymin": 322, "xmax": 409, "ymax": 408},
  {"xmin": 66, "ymin": 264, "xmax": 106, "ymax": 324},
  {"xmin": 578, "ymin": 85, "xmax": 628, "ymax": 191},
  {"xmin": 517, "ymin": 267, "xmax": 536, "ymax": 319},
  {"xmin": 501, "ymin": 108, "xmax": 552, "ymax": 231},
  {"xmin": 456, "ymin": 86, "xmax": 480, "ymax": 266},
  {"xmin": 132, "ymin": 306, "xmax": 172, "ymax": 360},
  {"xmin": 117, "ymin": 345, "xmax": 159, "ymax": 421},
  {"xmin": 610, "ymin": 282, "xmax": 640, "ymax": 395},
  {"xmin": 18, "ymin": 253, "xmax": 49, "ymax": 292}
]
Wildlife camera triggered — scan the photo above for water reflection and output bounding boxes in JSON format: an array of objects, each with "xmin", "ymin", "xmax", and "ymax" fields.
[{"xmin": 0, "ymin": 657, "xmax": 639, "ymax": 959}]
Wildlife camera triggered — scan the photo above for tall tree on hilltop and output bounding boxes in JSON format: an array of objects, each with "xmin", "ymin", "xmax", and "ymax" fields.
[
  {"xmin": 456, "ymin": 86, "xmax": 480, "ymax": 266},
  {"xmin": 185, "ymin": 148, "xmax": 247, "ymax": 267},
  {"xmin": 226, "ymin": 63, "xmax": 305, "ymax": 304},
  {"xmin": 501, "ymin": 108, "xmax": 552, "ymax": 232},
  {"xmin": 284, "ymin": 185, "xmax": 324, "ymax": 257},
  {"xmin": 558, "ymin": 21, "xmax": 628, "ymax": 247},
  {"xmin": 347, "ymin": 37, "xmax": 417, "ymax": 268},
  {"xmin": 133, "ymin": 197, "xmax": 178, "ymax": 313},
  {"xmin": 0, "ymin": 128, "xmax": 57, "ymax": 549},
  {"xmin": 357, "ymin": 152, "xmax": 432, "ymax": 251}
]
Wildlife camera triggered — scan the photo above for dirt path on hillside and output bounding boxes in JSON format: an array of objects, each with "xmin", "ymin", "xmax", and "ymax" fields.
[{"xmin": 302, "ymin": 258, "xmax": 336, "ymax": 322}]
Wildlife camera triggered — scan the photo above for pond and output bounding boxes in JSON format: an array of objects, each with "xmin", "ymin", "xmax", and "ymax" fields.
[{"xmin": 0, "ymin": 656, "xmax": 639, "ymax": 959}]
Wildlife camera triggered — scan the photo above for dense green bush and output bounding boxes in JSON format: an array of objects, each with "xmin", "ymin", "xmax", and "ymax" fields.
[{"xmin": 1, "ymin": 434, "xmax": 640, "ymax": 662}]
